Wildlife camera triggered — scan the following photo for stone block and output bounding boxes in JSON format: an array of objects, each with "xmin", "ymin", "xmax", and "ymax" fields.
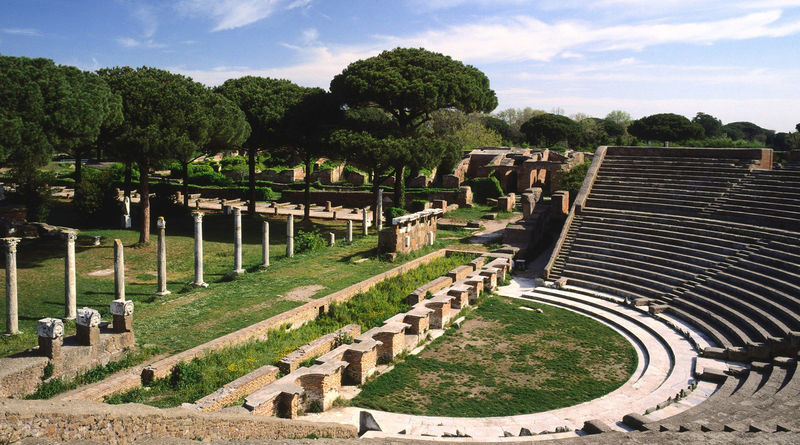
[
  {"xmin": 431, "ymin": 199, "xmax": 447, "ymax": 212},
  {"xmin": 442, "ymin": 174, "xmax": 461, "ymax": 188},
  {"xmin": 457, "ymin": 186, "xmax": 473, "ymax": 207},
  {"xmin": 37, "ymin": 318, "xmax": 64, "ymax": 359},
  {"xmin": 447, "ymin": 287, "xmax": 470, "ymax": 309},
  {"xmin": 582, "ymin": 419, "xmax": 613, "ymax": 434},
  {"xmin": 497, "ymin": 193, "xmax": 515, "ymax": 212},
  {"xmin": 110, "ymin": 300, "xmax": 134, "ymax": 333},
  {"xmin": 447, "ymin": 265, "xmax": 473, "ymax": 282},
  {"xmin": 623, "ymin": 412, "xmax": 652, "ymax": 431},
  {"xmin": 551, "ymin": 190, "xmax": 569, "ymax": 219},
  {"xmin": 478, "ymin": 268, "xmax": 498, "ymax": 290}
]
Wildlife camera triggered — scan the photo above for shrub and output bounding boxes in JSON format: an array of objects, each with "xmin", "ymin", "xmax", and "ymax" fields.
[
  {"xmin": 561, "ymin": 160, "xmax": 590, "ymax": 203},
  {"xmin": 295, "ymin": 228, "xmax": 326, "ymax": 253},
  {"xmin": 386, "ymin": 206, "xmax": 406, "ymax": 222},
  {"xmin": 106, "ymin": 162, "xmax": 140, "ymax": 182},
  {"xmin": 464, "ymin": 176, "xmax": 503, "ymax": 203},
  {"xmin": 170, "ymin": 360, "xmax": 202, "ymax": 389},
  {"xmin": 191, "ymin": 170, "xmax": 232, "ymax": 187},
  {"xmin": 8, "ymin": 168, "xmax": 56, "ymax": 222},
  {"xmin": 73, "ymin": 169, "xmax": 119, "ymax": 221},
  {"xmin": 409, "ymin": 199, "xmax": 428, "ymax": 212}
]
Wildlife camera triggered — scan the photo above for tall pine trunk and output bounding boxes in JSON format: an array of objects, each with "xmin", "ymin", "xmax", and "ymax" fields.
[
  {"xmin": 74, "ymin": 148, "xmax": 83, "ymax": 184},
  {"xmin": 123, "ymin": 161, "xmax": 132, "ymax": 199},
  {"xmin": 393, "ymin": 165, "xmax": 405, "ymax": 210},
  {"xmin": 182, "ymin": 162, "xmax": 190, "ymax": 207},
  {"xmin": 248, "ymin": 147, "xmax": 256, "ymax": 216},
  {"xmin": 304, "ymin": 154, "xmax": 312, "ymax": 224},
  {"xmin": 138, "ymin": 164, "xmax": 151, "ymax": 244}
]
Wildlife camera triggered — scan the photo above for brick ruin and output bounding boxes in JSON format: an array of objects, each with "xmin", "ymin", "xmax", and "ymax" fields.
[
  {"xmin": 236, "ymin": 253, "xmax": 512, "ymax": 419},
  {"xmin": 0, "ymin": 304, "xmax": 135, "ymax": 398},
  {"xmin": 378, "ymin": 208, "xmax": 442, "ymax": 254},
  {"xmin": 444, "ymin": 147, "xmax": 586, "ymax": 194}
]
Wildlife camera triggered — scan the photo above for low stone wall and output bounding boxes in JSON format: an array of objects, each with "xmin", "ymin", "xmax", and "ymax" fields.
[
  {"xmin": 136, "ymin": 249, "xmax": 450, "ymax": 392},
  {"xmin": 0, "ymin": 399, "xmax": 356, "ymax": 444},
  {"xmin": 190, "ymin": 364, "xmax": 280, "ymax": 412},
  {"xmin": 378, "ymin": 209, "xmax": 441, "ymax": 254},
  {"xmin": 278, "ymin": 324, "xmax": 361, "ymax": 374}
]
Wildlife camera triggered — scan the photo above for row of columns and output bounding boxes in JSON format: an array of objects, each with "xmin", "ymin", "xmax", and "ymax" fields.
[{"xmin": 4, "ymin": 210, "xmax": 372, "ymax": 335}]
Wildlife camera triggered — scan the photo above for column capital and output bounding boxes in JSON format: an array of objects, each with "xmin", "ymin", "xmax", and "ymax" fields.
[
  {"xmin": 2, "ymin": 237, "xmax": 21, "ymax": 250},
  {"xmin": 157, "ymin": 216, "xmax": 166, "ymax": 229},
  {"xmin": 192, "ymin": 211, "xmax": 204, "ymax": 222},
  {"xmin": 63, "ymin": 230, "xmax": 78, "ymax": 241},
  {"xmin": 233, "ymin": 207, "xmax": 241, "ymax": 216}
]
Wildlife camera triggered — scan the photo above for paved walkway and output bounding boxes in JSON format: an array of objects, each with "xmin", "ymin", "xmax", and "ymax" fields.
[{"xmin": 303, "ymin": 279, "xmax": 717, "ymax": 441}]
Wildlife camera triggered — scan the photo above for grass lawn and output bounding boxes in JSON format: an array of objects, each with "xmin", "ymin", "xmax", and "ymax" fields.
[
  {"xmin": 101, "ymin": 253, "xmax": 472, "ymax": 407},
  {"xmin": 0, "ymin": 201, "xmax": 476, "ymax": 358},
  {"xmin": 350, "ymin": 296, "xmax": 637, "ymax": 417},
  {"xmin": 441, "ymin": 204, "xmax": 514, "ymax": 223}
]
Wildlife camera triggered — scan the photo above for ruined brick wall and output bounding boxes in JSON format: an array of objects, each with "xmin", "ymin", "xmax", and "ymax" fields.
[
  {"xmin": 278, "ymin": 325, "xmax": 361, "ymax": 374},
  {"xmin": 378, "ymin": 211, "xmax": 439, "ymax": 254},
  {"xmin": 0, "ymin": 329, "xmax": 135, "ymax": 399},
  {"xmin": 0, "ymin": 399, "xmax": 356, "ymax": 444}
]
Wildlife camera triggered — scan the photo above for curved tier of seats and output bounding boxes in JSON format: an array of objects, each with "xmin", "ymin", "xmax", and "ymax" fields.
[{"xmin": 547, "ymin": 147, "xmax": 800, "ymax": 439}]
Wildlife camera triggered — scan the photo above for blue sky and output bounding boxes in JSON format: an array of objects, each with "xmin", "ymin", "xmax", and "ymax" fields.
[{"xmin": 2, "ymin": 0, "xmax": 799, "ymax": 132}]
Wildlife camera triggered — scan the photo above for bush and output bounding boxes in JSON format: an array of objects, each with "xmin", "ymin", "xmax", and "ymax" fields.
[
  {"xmin": 106, "ymin": 162, "xmax": 139, "ymax": 183},
  {"xmin": 73, "ymin": 169, "xmax": 119, "ymax": 220},
  {"xmin": 464, "ymin": 176, "xmax": 503, "ymax": 203},
  {"xmin": 409, "ymin": 199, "xmax": 428, "ymax": 213},
  {"xmin": 295, "ymin": 228, "xmax": 326, "ymax": 253},
  {"xmin": 9, "ymin": 168, "xmax": 56, "ymax": 222},
  {"xmin": 561, "ymin": 160, "xmax": 590, "ymax": 203},
  {"xmin": 170, "ymin": 360, "xmax": 202, "ymax": 389},
  {"xmin": 191, "ymin": 170, "xmax": 232, "ymax": 187},
  {"xmin": 386, "ymin": 207, "xmax": 406, "ymax": 222}
]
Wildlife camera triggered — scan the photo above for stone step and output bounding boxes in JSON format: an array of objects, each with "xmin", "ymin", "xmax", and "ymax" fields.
[
  {"xmin": 586, "ymin": 197, "xmax": 707, "ymax": 216},
  {"xmin": 578, "ymin": 218, "xmax": 754, "ymax": 250},
  {"xmin": 662, "ymin": 305, "xmax": 735, "ymax": 350},
  {"xmin": 563, "ymin": 254, "xmax": 688, "ymax": 288},
  {"xmin": 668, "ymin": 298, "xmax": 751, "ymax": 347},
  {"xmin": 579, "ymin": 211, "xmax": 763, "ymax": 243},
  {"xmin": 683, "ymin": 285, "xmax": 787, "ymax": 341},
  {"xmin": 593, "ymin": 179, "xmax": 733, "ymax": 194},
  {"xmin": 576, "ymin": 226, "xmax": 740, "ymax": 259},
  {"xmin": 560, "ymin": 270, "xmax": 660, "ymax": 301},
  {"xmin": 563, "ymin": 261, "xmax": 677, "ymax": 294},
  {"xmin": 567, "ymin": 243, "xmax": 707, "ymax": 276}
]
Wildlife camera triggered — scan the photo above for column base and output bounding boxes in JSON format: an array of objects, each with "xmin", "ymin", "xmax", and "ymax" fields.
[
  {"xmin": 190, "ymin": 281, "xmax": 209, "ymax": 288},
  {"xmin": 231, "ymin": 269, "xmax": 245, "ymax": 275},
  {"xmin": 3, "ymin": 331, "xmax": 21, "ymax": 337},
  {"xmin": 259, "ymin": 263, "xmax": 270, "ymax": 269},
  {"xmin": 153, "ymin": 290, "xmax": 172, "ymax": 297}
]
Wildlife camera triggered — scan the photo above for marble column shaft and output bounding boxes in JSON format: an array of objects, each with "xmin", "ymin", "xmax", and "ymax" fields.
[
  {"xmin": 113, "ymin": 239, "xmax": 125, "ymax": 301},
  {"xmin": 362, "ymin": 208, "xmax": 368, "ymax": 236},
  {"xmin": 286, "ymin": 214, "xmax": 294, "ymax": 258},
  {"xmin": 155, "ymin": 217, "xmax": 170, "ymax": 296},
  {"xmin": 376, "ymin": 188, "xmax": 383, "ymax": 231},
  {"xmin": 64, "ymin": 232, "xmax": 77, "ymax": 319},
  {"xmin": 346, "ymin": 220, "xmax": 353, "ymax": 243},
  {"xmin": 4, "ymin": 238, "xmax": 20, "ymax": 335},
  {"xmin": 232, "ymin": 208, "xmax": 244, "ymax": 274},
  {"xmin": 191, "ymin": 211, "xmax": 208, "ymax": 287},
  {"xmin": 261, "ymin": 221, "xmax": 270, "ymax": 268}
]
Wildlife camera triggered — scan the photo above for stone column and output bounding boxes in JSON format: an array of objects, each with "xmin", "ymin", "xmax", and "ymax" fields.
[
  {"xmin": 37, "ymin": 318, "xmax": 64, "ymax": 359},
  {"xmin": 376, "ymin": 188, "xmax": 383, "ymax": 231},
  {"xmin": 110, "ymin": 299, "xmax": 134, "ymax": 333},
  {"xmin": 328, "ymin": 232, "xmax": 335, "ymax": 247},
  {"xmin": 362, "ymin": 208, "xmax": 368, "ymax": 236},
  {"xmin": 286, "ymin": 214, "xmax": 294, "ymax": 258},
  {"xmin": 346, "ymin": 220, "xmax": 353, "ymax": 243},
  {"xmin": 155, "ymin": 217, "xmax": 170, "ymax": 296},
  {"xmin": 113, "ymin": 239, "xmax": 125, "ymax": 301},
  {"xmin": 64, "ymin": 231, "xmax": 77, "ymax": 319},
  {"xmin": 232, "ymin": 207, "xmax": 244, "ymax": 275},
  {"xmin": 191, "ymin": 211, "xmax": 208, "ymax": 287},
  {"xmin": 76, "ymin": 307, "xmax": 100, "ymax": 346},
  {"xmin": 261, "ymin": 221, "xmax": 270, "ymax": 268},
  {"xmin": 3, "ymin": 237, "xmax": 21, "ymax": 335}
]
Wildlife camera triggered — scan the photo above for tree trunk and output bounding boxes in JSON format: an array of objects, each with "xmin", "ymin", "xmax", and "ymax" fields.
[
  {"xmin": 248, "ymin": 147, "xmax": 256, "ymax": 216},
  {"xmin": 138, "ymin": 164, "xmax": 151, "ymax": 244},
  {"xmin": 95, "ymin": 143, "xmax": 101, "ymax": 163},
  {"xmin": 371, "ymin": 177, "xmax": 381, "ymax": 224},
  {"xmin": 304, "ymin": 153, "xmax": 312, "ymax": 223},
  {"xmin": 393, "ymin": 165, "xmax": 405, "ymax": 209},
  {"xmin": 74, "ymin": 148, "xmax": 83, "ymax": 184},
  {"xmin": 123, "ymin": 161, "xmax": 132, "ymax": 199},
  {"xmin": 182, "ymin": 162, "xmax": 190, "ymax": 207}
]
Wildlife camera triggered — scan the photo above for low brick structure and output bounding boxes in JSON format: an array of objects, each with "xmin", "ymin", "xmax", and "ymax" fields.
[
  {"xmin": 190, "ymin": 364, "xmax": 280, "ymax": 412},
  {"xmin": 277, "ymin": 325, "xmax": 361, "ymax": 374},
  {"xmin": 378, "ymin": 208, "xmax": 442, "ymax": 254},
  {"xmin": 407, "ymin": 276, "xmax": 453, "ymax": 305},
  {"xmin": 0, "ymin": 303, "xmax": 135, "ymax": 399},
  {"xmin": 498, "ymin": 193, "xmax": 516, "ymax": 212},
  {"xmin": 551, "ymin": 190, "xmax": 570, "ymax": 220}
]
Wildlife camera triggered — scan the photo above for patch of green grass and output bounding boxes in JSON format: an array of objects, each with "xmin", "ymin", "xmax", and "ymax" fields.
[
  {"xmin": 443, "ymin": 204, "xmax": 513, "ymax": 223},
  {"xmin": 0, "ymin": 204, "xmax": 460, "ymax": 357},
  {"xmin": 104, "ymin": 254, "xmax": 472, "ymax": 408},
  {"xmin": 351, "ymin": 296, "xmax": 637, "ymax": 417}
]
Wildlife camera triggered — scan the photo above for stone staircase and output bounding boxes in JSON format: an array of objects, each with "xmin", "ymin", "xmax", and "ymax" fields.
[{"xmin": 544, "ymin": 147, "xmax": 800, "ymax": 439}]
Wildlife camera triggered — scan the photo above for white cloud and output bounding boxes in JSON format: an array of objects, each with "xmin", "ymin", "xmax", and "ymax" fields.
[
  {"xmin": 132, "ymin": 4, "xmax": 158, "ymax": 38},
  {"xmin": 2, "ymin": 28, "xmax": 42, "ymax": 37},
  {"xmin": 116, "ymin": 37, "xmax": 167, "ymax": 49},
  {"xmin": 300, "ymin": 28, "xmax": 318, "ymax": 44},
  {"xmin": 177, "ymin": 0, "xmax": 310, "ymax": 31},
  {"xmin": 379, "ymin": 10, "xmax": 800, "ymax": 63}
]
